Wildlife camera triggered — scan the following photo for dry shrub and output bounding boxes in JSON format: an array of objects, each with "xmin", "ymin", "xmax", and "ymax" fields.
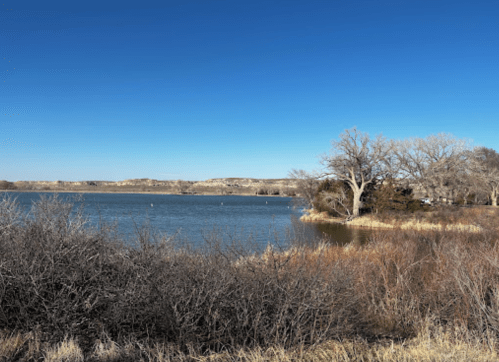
[
  {"xmin": 270, "ymin": 227, "xmax": 499, "ymax": 341},
  {"xmin": 352, "ymin": 229, "xmax": 499, "ymax": 339}
]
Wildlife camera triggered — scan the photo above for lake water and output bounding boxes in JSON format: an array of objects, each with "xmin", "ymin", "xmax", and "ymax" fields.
[{"xmin": 3, "ymin": 192, "xmax": 373, "ymax": 249}]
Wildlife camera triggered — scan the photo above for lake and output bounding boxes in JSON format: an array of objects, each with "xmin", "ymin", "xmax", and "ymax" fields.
[{"xmin": 3, "ymin": 192, "xmax": 373, "ymax": 249}]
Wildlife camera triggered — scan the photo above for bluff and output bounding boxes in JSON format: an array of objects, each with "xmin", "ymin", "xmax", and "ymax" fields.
[{"xmin": 3, "ymin": 178, "xmax": 299, "ymax": 197}]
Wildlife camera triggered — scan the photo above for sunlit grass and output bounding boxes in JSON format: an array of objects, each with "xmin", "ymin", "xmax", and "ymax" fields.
[
  {"xmin": 2, "ymin": 327, "xmax": 499, "ymax": 361},
  {"xmin": 44, "ymin": 337, "xmax": 84, "ymax": 362}
]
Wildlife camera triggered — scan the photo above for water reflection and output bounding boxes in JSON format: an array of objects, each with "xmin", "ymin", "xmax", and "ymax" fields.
[
  {"xmin": 290, "ymin": 216, "xmax": 373, "ymax": 247},
  {"xmin": 317, "ymin": 223, "xmax": 372, "ymax": 245}
]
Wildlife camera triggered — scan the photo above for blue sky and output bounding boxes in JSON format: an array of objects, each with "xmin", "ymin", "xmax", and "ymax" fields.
[{"xmin": 1, "ymin": 0, "xmax": 498, "ymax": 181}]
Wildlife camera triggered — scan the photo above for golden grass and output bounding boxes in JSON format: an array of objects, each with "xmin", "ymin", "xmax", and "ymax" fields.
[
  {"xmin": 92, "ymin": 337, "xmax": 122, "ymax": 361},
  {"xmin": 300, "ymin": 209, "xmax": 483, "ymax": 232},
  {"xmin": 0, "ymin": 331, "xmax": 28, "ymax": 360},
  {"xmin": 44, "ymin": 337, "xmax": 84, "ymax": 362},
  {"xmin": 347, "ymin": 215, "xmax": 482, "ymax": 232},
  {"xmin": 299, "ymin": 209, "xmax": 345, "ymax": 223},
  {"xmin": 2, "ymin": 327, "xmax": 498, "ymax": 361},
  {"xmin": 214, "ymin": 328, "xmax": 499, "ymax": 362}
]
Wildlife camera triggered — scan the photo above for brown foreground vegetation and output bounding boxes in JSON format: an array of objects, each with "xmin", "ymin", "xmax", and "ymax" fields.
[{"xmin": 1, "ymin": 194, "xmax": 499, "ymax": 361}]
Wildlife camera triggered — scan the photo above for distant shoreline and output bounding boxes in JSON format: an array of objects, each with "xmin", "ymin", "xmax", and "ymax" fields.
[
  {"xmin": 0, "ymin": 178, "xmax": 299, "ymax": 198},
  {"xmin": 1, "ymin": 189, "xmax": 291, "ymax": 197}
]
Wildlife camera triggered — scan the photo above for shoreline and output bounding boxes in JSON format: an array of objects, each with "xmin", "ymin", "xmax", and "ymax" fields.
[
  {"xmin": 300, "ymin": 209, "xmax": 482, "ymax": 232},
  {"xmin": 0, "ymin": 177, "xmax": 298, "ymax": 198},
  {"xmin": 1, "ymin": 189, "xmax": 291, "ymax": 197}
]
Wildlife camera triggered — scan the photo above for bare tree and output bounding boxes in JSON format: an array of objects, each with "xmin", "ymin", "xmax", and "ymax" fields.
[
  {"xmin": 470, "ymin": 147, "xmax": 499, "ymax": 207},
  {"xmin": 287, "ymin": 169, "xmax": 319, "ymax": 209},
  {"xmin": 395, "ymin": 133, "xmax": 470, "ymax": 204},
  {"xmin": 321, "ymin": 128, "xmax": 394, "ymax": 217},
  {"xmin": 453, "ymin": 161, "xmax": 481, "ymax": 205}
]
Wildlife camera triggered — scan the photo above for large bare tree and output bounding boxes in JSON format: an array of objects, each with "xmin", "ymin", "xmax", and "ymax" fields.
[
  {"xmin": 471, "ymin": 147, "xmax": 499, "ymax": 207},
  {"xmin": 321, "ymin": 128, "xmax": 393, "ymax": 217},
  {"xmin": 395, "ymin": 133, "xmax": 470, "ymax": 204}
]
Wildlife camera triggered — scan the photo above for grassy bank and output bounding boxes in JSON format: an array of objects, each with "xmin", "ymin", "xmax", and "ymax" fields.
[
  {"xmin": 301, "ymin": 207, "xmax": 498, "ymax": 232},
  {"xmin": 1, "ymin": 194, "xmax": 499, "ymax": 361}
]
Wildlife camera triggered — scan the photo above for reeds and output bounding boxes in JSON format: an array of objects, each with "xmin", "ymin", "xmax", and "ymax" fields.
[{"xmin": 1, "ymin": 193, "xmax": 499, "ymax": 360}]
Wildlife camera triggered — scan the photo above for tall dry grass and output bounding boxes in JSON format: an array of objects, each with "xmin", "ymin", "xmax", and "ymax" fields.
[
  {"xmin": 1, "ymin": 193, "xmax": 499, "ymax": 360},
  {"xmin": 1, "ymin": 326, "xmax": 499, "ymax": 361}
]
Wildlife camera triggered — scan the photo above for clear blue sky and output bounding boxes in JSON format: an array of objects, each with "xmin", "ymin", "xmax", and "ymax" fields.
[{"xmin": 1, "ymin": 0, "xmax": 498, "ymax": 181}]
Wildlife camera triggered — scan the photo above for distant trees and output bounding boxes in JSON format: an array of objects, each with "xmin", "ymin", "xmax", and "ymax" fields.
[
  {"xmin": 394, "ymin": 134, "xmax": 470, "ymax": 204},
  {"xmin": 287, "ymin": 169, "xmax": 319, "ymax": 208},
  {"xmin": 321, "ymin": 128, "xmax": 394, "ymax": 217},
  {"xmin": 0, "ymin": 181, "xmax": 16, "ymax": 190}
]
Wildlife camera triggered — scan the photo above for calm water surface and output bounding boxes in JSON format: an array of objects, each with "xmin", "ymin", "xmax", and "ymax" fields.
[{"xmin": 6, "ymin": 192, "xmax": 373, "ymax": 249}]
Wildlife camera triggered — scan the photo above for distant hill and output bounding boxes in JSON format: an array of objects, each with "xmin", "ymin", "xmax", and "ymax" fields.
[{"xmin": 3, "ymin": 178, "xmax": 300, "ymax": 197}]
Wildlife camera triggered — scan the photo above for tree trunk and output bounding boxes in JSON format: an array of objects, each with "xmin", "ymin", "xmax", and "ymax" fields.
[
  {"xmin": 492, "ymin": 189, "xmax": 498, "ymax": 207},
  {"xmin": 352, "ymin": 189, "xmax": 362, "ymax": 217}
]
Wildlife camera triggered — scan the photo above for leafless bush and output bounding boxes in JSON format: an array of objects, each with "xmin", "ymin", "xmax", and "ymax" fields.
[
  {"xmin": 0, "ymin": 193, "xmax": 22, "ymax": 234},
  {"xmin": 353, "ymin": 228, "xmax": 499, "ymax": 339}
]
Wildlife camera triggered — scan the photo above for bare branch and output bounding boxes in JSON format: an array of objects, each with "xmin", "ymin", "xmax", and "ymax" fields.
[
  {"xmin": 288, "ymin": 169, "xmax": 319, "ymax": 208},
  {"xmin": 321, "ymin": 128, "xmax": 393, "ymax": 216}
]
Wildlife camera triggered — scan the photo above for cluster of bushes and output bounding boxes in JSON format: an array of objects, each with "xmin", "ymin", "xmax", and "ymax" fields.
[
  {"xmin": 0, "ymin": 180, "xmax": 16, "ymax": 190},
  {"xmin": 0, "ymin": 194, "xmax": 364, "ymax": 355},
  {"xmin": 1, "ymin": 194, "xmax": 499, "ymax": 360}
]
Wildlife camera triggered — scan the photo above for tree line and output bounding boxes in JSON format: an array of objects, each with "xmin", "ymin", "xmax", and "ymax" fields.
[{"xmin": 290, "ymin": 128, "xmax": 499, "ymax": 218}]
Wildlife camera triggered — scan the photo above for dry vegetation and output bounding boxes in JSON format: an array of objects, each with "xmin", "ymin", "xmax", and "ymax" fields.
[
  {"xmin": 1, "ymin": 193, "xmax": 499, "ymax": 361},
  {"xmin": 302, "ymin": 206, "xmax": 499, "ymax": 234}
]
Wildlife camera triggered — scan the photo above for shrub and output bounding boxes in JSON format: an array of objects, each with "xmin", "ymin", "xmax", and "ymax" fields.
[
  {"xmin": 363, "ymin": 179, "xmax": 428, "ymax": 214},
  {"xmin": 312, "ymin": 179, "xmax": 354, "ymax": 217},
  {"xmin": 0, "ymin": 180, "xmax": 16, "ymax": 190}
]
